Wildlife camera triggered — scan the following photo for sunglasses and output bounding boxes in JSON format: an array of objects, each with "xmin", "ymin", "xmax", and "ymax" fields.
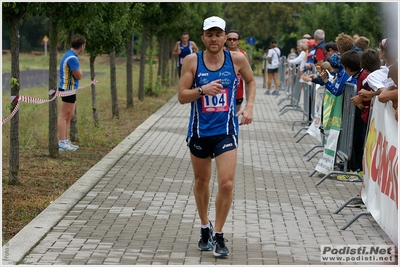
[{"xmin": 227, "ymin": 38, "xmax": 238, "ymax": 42}]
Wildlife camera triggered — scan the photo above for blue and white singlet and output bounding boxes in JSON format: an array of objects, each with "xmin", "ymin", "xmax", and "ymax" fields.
[
  {"xmin": 178, "ymin": 41, "xmax": 193, "ymax": 67},
  {"xmin": 187, "ymin": 50, "xmax": 239, "ymax": 138}
]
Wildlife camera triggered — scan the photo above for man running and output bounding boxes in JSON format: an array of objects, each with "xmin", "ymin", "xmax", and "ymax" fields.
[{"xmin": 178, "ymin": 16, "xmax": 256, "ymax": 258}]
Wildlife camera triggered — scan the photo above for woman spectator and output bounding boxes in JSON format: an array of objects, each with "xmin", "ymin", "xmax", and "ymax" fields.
[{"xmin": 287, "ymin": 39, "xmax": 308, "ymax": 67}]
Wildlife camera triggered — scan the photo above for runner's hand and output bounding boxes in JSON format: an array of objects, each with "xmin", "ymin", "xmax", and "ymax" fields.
[{"xmin": 202, "ymin": 79, "xmax": 222, "ymax": 96}]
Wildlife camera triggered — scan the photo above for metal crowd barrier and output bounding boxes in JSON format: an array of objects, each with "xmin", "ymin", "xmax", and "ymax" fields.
[
  {"xmin": 292, "ymin": 80, "xmax": 313, "ymax": 132},
  {"xmin": 292, "ymin": 66, "xmax": 317, "ymax": 132},
  {"xmin": 321, "ymin": 84, "xmax": 371, "ymax": 230},
  {"xmin": 278, "ymin": 62, "xmax": 296, "ymax": 106},
  {"xmin": 276, "ymin": 56, "xmax": 288, "ymax": 95},
  {"xmin": 315, "ymin": 83, "xmax": 362, "ymax": 186},
  {"xmin": 279, "ymin": 66, "xmax": 303, "ymax": 116},
  {"xmin": 303, "ymin": 84, "xmax": 326, "ymax": 162}
]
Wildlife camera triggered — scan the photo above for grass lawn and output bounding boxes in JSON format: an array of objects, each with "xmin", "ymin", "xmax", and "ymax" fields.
[{"xmin": 2, "ymin": 52, "xmax": 179, "ymax": 243}]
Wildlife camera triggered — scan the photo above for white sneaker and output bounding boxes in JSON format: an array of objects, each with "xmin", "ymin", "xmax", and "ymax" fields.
[
  {"xmin": 59, "ymin": 141, "xmax": 77, "ymax": 151},
  {"xmin": 66, "ymin": 140, "xmax": 79, "ymax": 150}
]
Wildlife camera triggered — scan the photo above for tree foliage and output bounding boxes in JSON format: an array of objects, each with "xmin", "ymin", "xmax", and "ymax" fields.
[
  {"xmin": 297, "ymin": 2, "xmax": 384, "ymax": 48},
  {"xmin": 224, "ymin": 3, "xmax": 301, "ymax": 40}
]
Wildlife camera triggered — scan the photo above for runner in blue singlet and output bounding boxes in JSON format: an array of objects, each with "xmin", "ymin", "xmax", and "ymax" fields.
[
  {"xmin": 172, "ymin": 32, "xmax": 199, "ymax": 78},
  {"xmin": 178, "ymin": 16, "xmax": 256, "ymax": 259}
]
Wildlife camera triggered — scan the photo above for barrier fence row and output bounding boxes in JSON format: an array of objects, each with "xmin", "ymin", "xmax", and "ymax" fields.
[{"xmin": 273, "ymin": 56, "xmax": 398, "ymax": 247}]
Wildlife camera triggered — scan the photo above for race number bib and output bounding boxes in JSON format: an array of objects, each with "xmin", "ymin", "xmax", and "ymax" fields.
[
  {"xmin": 180, "ymin": 57, "xmax": 184, "ymax": 65},
  {"xmin": 201, "ymin": 88, "xmax": 229, "ymax": 113}
]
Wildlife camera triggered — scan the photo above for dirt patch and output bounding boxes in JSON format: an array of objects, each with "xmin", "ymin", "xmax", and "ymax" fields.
[{"xmin": 2, "ymin": 70, "xmax": 92, "ymax": 92}]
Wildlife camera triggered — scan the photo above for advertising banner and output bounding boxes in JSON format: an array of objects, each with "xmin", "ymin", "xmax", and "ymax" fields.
[
  {"xmin": 315, "ymin": 90, "xmax": 343, "ymax": 174},
  {"xmin": 307, "ymin": 85, "xmax": 325, "ymax": 142},
  {"xmin": 362, "ymin": 100, "xmax": 398, "ymax": 246}
]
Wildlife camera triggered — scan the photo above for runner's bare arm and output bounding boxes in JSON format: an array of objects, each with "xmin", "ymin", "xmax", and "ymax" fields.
[
  {"xmin": 172, "ymin": 41, "xmax": 180, "ymax": 55},
  {"xmin": 232, "ymin": 52, "xmax": 255, "ymax": 124},
  {"xmin": 191, "ymin": 41, "xmax": 199, "ymax": 53},
  {"xmin": 72, "ymin": 69, "xmax": 83, "ymax": 80}
]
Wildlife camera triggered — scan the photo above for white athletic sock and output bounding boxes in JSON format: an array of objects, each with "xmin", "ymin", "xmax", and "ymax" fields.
[
  {"xmin": 201, "ymin": 222, "xmax": 211, "ymax": 229},
  {"xmin": 213, "ymin": 232, "xmax": 222, "ymax": 237}
]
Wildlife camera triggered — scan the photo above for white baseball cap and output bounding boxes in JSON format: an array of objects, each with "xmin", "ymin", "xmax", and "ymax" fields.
[{"xmin": 203, "ymin": 16, "xmax": 226, "ymax": 31}]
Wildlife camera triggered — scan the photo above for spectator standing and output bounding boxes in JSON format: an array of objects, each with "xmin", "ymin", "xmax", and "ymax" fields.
[
  {"xmin": 265, "ymin": 40, "xmax": 281, "ymax": 95},
  {"xmin": 319, "ymin": 53, "xmax": 350, "ymax": 96},
  {"xmin": 336, "ymin": 50, "xmax": 369, "ymax": 181},
  {"xmin": 287, "ymin": 39, "xmax": 307, "ymax": 89},
  {"xmin": 378, "ymin": 63, "xmax": 398, "ymax": 113},
  {"xmin": 225, "ymin": 29, "xmax": 249, "ymax": 111},
  {"xmin": 354, "ymin": 36, "xmax": 370, "ymax": 51},
  {"xmin": 57, "ymin": 34, "xmax": 86, "ymax": 151},
  {"xmin": 345, "ymin": 48, "xmax": 383, "ymax": 207},
  {"xmin": 359, "ymin": 38, "xmax": 397, "ymax": 101},
  {"xmin": 305, "ymin": 29, "xmax": 326, "ymax": 71},
  {"xmin": 302, "ymin": 33, "xmax": 312, "ymax": 40},
  {"xmin": 351, "ymin": 49, "xmax": 381, "ymax": 123},
  {"xmin": 288, "ymin": 39, "xmax": 307, "ymax": 67},
  {"xmin": 172, "ymin": 32, "xmax": 199, "ymax": 78},
  {"xmin": 336, "ymin": 32, "xmax": 362, "ymax": 55},
  {"xmin": 323, "ymin": 42, "xmax": 338, "ymax": 61},
  {"xmin": 287, "ymin": 48, "xmax": 298, "ymax": 60},
  {"xmin": 178, "ymin": 16, "xmax": 256, "ymax": 258},
  {"xmin": 304, "ymin": 39, "xmax": 317, "ymax": 73}
]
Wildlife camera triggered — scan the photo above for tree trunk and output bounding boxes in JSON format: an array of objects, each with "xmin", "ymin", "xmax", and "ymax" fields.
[
  {"xmin": 69, "ymin": 109, "xmax": 78, "ymax": 142},
  {"xmin": 110, "ymin": 50, "xmax": 119, "ymax": 118},
  {"xmin": 170, "ymin": 39, "xmax": 177, "ymax": 85},
  {"xmin": 90, "ymin": 55, "xmax": 99, "ymax": 125},
  {"xmin": 161, "ymin": 34, "xmax": 169, "ymax": 87},
  {"xmin": 157, "ymin": 35, "xmax": 163, "ymax": 79},
  {"xmin": 48, "ymin": 19, "xmax": 59, "ymax": 158},
  {"xmin": 168, "ymin": 37, "xmax": 174, "ymax": 86},
  {"xmin": 126, "ymin": 35, "xmax": 134, "ymax": 108},
  {"xmin": 7, "ymin": 19, "xmax": 21, "ymax": 185},
  {"xmin": 146, "ymin": 34, "xmax": 154, "ymax": 96},
  {"xmin": 138, "ymin": 23, "xmax": 147, "ymax": 101}
]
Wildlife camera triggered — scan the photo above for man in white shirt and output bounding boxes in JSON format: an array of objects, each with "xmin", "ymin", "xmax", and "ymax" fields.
[{"xmin": 266, "ymin": 40, "xmax": 281, "ymax": 95}]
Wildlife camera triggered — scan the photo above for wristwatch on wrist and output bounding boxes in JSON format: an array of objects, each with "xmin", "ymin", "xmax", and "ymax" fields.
[{"xmin": 197, "ymin": 86, "xmax": 205, "ymax": 95}]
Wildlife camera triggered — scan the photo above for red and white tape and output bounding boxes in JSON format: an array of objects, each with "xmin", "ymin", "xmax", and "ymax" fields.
[{"xmin": 2, "ymin": 80, "xmax": 98, "ymax": 125}]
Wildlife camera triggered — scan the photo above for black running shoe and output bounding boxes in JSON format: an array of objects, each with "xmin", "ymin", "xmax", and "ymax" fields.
[
  {"xmin": 347, "ymin": 197, "xmax": 366, "ymax": 208},
  {"xmin": 212, "ymin": 233, "xmax": 229, "ymax": 257},
  {"xmin": 197, "ymin": 221, "xmax": 213, "ymax": 251}
]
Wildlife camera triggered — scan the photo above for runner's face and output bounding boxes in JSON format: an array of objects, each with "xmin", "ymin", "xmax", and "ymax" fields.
[
  {"xmin": 202, "ymin": 28, "xmax": 226, "ymax": 53},
  {"xmin": 181, "ymin": 34, "xmax": 189, "ymax": 45},
  {"xmin": 226, "ymin": 33, "xmax": 239, "ymax": 50}
]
